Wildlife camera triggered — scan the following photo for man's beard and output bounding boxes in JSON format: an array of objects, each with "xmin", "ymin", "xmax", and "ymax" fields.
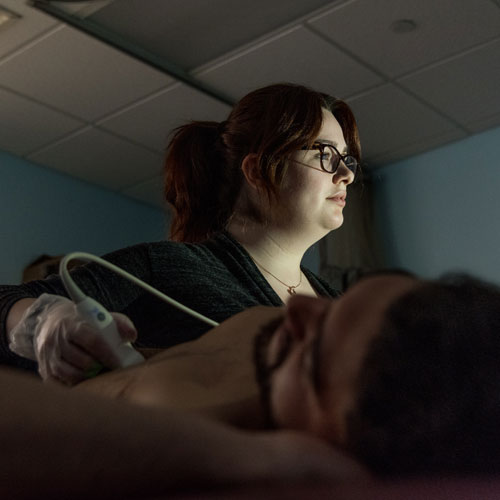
[{"xmin": 253, "ymin": 315, "xmax": 292, "ymax": 429}]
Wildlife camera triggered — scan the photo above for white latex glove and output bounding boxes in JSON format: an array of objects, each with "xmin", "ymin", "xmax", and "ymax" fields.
[{"xmin": 8, "ymin": 293, "xmax": 138, "ymax": 384}]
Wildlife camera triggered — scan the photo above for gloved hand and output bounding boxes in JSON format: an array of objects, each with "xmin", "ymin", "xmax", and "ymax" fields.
[{"xmin": 8, "ymin": 293, "xmax": 138, "ymax": 385}]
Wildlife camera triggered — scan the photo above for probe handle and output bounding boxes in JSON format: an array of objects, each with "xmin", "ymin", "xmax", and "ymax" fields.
[{"xmin": 75, "ymin": 296, "xmax": 144, "ymax": 367}]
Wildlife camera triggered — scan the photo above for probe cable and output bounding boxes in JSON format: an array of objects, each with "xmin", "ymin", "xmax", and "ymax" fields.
[{"xmin": 59, "ymin": 252, "xmax": 220, "ymax": 328}]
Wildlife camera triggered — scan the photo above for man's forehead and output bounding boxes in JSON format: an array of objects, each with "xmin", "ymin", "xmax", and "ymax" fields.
[
  {"xmin": 344, "ymin": 277, "xmax": 417, "ymax": 330},
  {"xmin": 350, "ymin": 269, "xmax": 417, "ymax": 288},
  {"xmin": 321, "ymin": 273, "xmax": 420, "ymax": 374}
]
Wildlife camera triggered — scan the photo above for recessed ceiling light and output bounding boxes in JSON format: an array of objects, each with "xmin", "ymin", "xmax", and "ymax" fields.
[
  {"xmin": 0, "ymin": 4, "xmax": 21, "ymax": 31},
  {"xmin": 391, "ymin": 19, "xmax": 418, "ymax": 34}
]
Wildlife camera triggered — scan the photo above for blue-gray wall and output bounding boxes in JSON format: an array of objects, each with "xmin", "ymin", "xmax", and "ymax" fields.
[
  {"xmin": 373, "ymin": 125, "xmax": 500, "ymax": 284},
  {"xmin": 302, "ymin": 244, "xmax": 320, "ymax": 274},
  {"xmin": 0, "ymin": 151, "xmax": 167, "ymax": 284}
]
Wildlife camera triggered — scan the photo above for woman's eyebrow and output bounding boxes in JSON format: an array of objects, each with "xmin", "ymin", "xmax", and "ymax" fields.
[
  {"xmin": 317, "ymin": 138, "xmax": 334, "ymax": 145},
  {"xmin": 316, "ymin": 138, "xmax": 348, "ymax": 154}
]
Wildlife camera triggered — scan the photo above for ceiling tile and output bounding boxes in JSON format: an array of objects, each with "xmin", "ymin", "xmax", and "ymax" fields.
[
  {"xmin": 88, "ymin": 0, "xmax": 341, "ymax": 70},
  {"xmin": 0, "ymin": 0, "xmax": 59, "ymax": 60},
  {"xmin": 49, "ymin": 0, "xmax": 114, "ymax": 17},
  {"xmin": 346, "ymin": 84, "xmax": 463, "ymax": 162},
  {"xmin": 99, "ymin": 83, "xmax": 232, "ymax": 152},
  {"xmin": 464, "ymin": 114, "xmax": 500, "ymax": 134},
  {"xmin": 2, "ymin": 0, "xmax": 500, "ymax": 195},
  {"xmin": 121, "ymin": 175, "xmax": 166, "ymax": 209},
  {"xmin": 309, "ymin": 0, "xmax": 500, "ymax": 78},
  {"xmin": 27, "ymin": 127, "xmax": 163, "ymax": 191},
  {"xmin": 0, "ymin": 86, "xmax": 84, "ymax": 156},
  {"xmin": 194, "ymin": 25, "xmax": 382, "ymax": 101},
  {"xmin": 398, "ymin": 38, "xmax": 500, "ymax": 126},
  {"xmin": 368, "ymin": 129, "xmax": 467, "ymax": 168},
  {"xmin": 0, "ymin": 24, "xmax": 173, "ymax": 121}
]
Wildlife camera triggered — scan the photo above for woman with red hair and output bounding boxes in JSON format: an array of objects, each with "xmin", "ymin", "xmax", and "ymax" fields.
[{"xmin": 2, "ymin": 83, "xmax": 361, "ymax": 384}]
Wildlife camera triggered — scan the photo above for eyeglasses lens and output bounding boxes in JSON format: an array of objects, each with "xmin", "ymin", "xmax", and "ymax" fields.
[
  {"xmin": 322, "ymin": 146, "xmax": 340, "ymax": 173},
  {"xmin": 322, "ymin": 146, "xmax": 358, "ymax": 177},
  {"xmin": 344, "ymin": 157, "xmax": 358, "ymax": 175}
]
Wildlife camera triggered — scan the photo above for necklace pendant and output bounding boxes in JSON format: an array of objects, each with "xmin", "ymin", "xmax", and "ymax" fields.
[{"xmin": 287, "ymin": 286, "xmax": 297, "ymax": 295}]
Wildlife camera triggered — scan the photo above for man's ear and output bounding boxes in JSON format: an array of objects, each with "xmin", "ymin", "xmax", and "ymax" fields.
[{"xmin": 241, "ymin": 153, "xmax": 262, "ymax": 189}]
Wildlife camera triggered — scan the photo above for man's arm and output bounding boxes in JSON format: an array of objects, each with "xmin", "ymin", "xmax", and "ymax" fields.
[{"xmin": 0, "ymin": 367, "xmax": 367, "ymax": 498}]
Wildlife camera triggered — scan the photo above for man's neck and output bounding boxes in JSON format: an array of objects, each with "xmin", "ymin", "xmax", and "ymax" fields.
[{"xmin": 197, "ymin": 396, "xmax": 268, "ymax": 430}]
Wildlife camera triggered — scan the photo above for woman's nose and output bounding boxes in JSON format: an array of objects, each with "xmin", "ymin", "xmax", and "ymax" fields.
[{"xmin": 332, "ymin": 161, "xmax": 355, "ymax": 185}]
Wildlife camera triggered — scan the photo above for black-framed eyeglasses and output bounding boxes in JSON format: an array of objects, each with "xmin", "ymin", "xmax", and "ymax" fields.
[{"xmin": 300, "ymin": 142, "xmax": 359, "ymax": 179}]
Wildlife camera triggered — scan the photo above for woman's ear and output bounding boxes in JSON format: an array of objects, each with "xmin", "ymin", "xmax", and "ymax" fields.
[{"xmin": 241, "ymin": 153, "xmax": 262, "ymax": 189}]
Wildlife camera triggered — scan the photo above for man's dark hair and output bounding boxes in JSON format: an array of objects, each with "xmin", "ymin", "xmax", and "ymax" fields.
[{"xmin": 347, "ymin": 274, "xmax": 500, "ymax": 476}]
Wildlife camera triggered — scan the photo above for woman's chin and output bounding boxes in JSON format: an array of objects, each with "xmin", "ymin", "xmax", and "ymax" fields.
[{"xmin": 322, "ymin": 214, "xmax": 344, "ymax": 232}]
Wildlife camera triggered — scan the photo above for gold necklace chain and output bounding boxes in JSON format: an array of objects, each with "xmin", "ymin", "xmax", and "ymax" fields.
[{"xmin": 250, "ymin": 256, "xmax": 303, "ymax": 295}]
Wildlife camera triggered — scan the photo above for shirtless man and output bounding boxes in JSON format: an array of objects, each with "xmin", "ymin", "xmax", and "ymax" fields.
[
  {"xmin": 4, "ymin": 281, "xmax": 386, "ymax": 498},
  {"xmin": 3, "ymin": 270, "xmax": 499, "ymax": 500},
  {"xmin": 76, "ymin": 271, "xmax": 500, "ymax": 477},
  {"xmin": 78, "ymin": 273, "xmax": 414, "ymax": 435}
]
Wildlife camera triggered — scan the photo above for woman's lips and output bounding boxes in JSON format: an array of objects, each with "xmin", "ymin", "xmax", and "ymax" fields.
[{"xmin": 328, "ymin": 194, "xmax": 346, "ymax": 207}]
